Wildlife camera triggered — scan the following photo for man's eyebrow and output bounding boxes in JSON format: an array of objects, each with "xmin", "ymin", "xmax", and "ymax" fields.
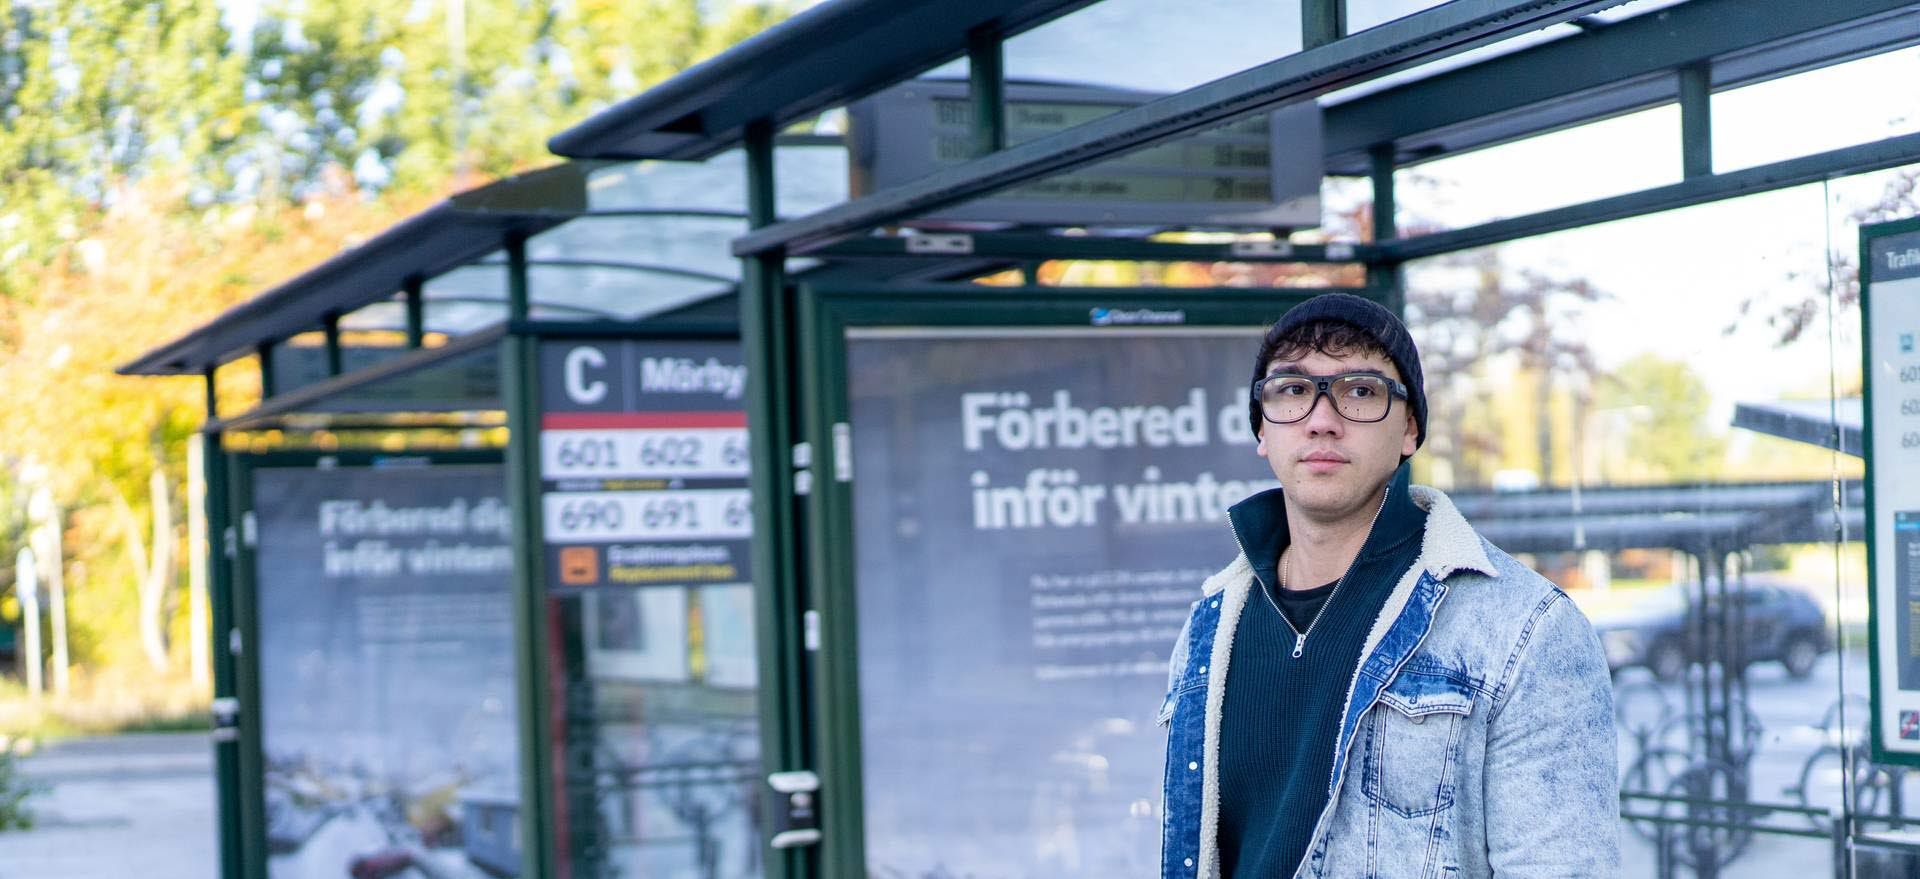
[{"xmin": 1267, "ymin": 364, "xmax": 1391, "ymax": 379}]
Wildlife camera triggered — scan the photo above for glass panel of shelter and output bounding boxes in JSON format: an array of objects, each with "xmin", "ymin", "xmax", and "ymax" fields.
[
  {"xmin": 1343, "ymin": 0, "xmax": 1453, "ymax": 33},
  {"xmin": 1710, "ymin": 46, "xmax": 1920, "ymax": 175},
  {"xmin": 1396, "ymin": 157, "xmax": 1878, "ymax": 874},
  {"xmin": 516, "ymin": 143, "xmax": 835, "ymax": 879},
  {"xmin": 809, "ymin": 74, "xmax": 1916, "ymax": 879},
  {"xmin": 1001, "ymin": 0, "xmax": 1304, "ymax": 97}
]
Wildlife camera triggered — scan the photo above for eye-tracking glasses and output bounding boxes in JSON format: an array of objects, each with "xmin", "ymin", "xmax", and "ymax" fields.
[{"xmin": 1253, "ymin": 371, "xmax": 1409, "ymax": 425}]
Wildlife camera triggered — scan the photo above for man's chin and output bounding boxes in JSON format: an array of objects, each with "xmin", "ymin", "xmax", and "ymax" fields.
[{"xmin": 1286, "ymin": 471, "xmax": 1386, "ymax": 515}]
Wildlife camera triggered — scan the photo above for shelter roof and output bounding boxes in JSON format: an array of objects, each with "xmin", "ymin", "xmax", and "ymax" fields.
[
  {"xmin": 547, "ymin": 0, "xmax": 1100, "ymax": 161},
  {"xmin": 1449, "ymin": 480, "xmax": 1863, "ymax": 554},
  {"xmin": 119, "ymin": 163, "xmax": 592, "ymax": 377},
  {"xmin": 1731, "ymin": 399, "xmax": 1864, "ymax": 457}
]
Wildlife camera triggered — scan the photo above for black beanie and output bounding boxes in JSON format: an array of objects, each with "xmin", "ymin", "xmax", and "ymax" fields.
[{"xmin": 1249, "ymin": 292, "xmax": 1427, "ymax": 450}]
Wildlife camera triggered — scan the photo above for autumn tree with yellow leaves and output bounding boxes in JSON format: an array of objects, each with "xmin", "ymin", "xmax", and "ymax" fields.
[{"xmin": 0, "ymin": 0, "xmax": 785, "ymax": 718}]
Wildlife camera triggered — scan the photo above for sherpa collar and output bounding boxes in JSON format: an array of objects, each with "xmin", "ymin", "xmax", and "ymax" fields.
[{"xmin": 1202, "ymin": 482, "xmax": 1492, "ymax": 598}]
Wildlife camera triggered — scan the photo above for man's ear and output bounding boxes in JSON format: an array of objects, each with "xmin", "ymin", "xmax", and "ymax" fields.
[
  {"xmin": 1400, "ymin": 411, "xmax": 1418, "ymax": 458},
  {"xmin": 1255, "ymin": 423, "xmax": 1268, "ymax": 457}
]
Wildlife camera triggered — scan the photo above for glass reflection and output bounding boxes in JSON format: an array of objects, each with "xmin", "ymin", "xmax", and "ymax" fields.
[
  {"xmin": 552, "ymin": 584, "xmax": 762, "ymax": 879},
  {"xmin": 1395, "ymin": 168, "xmax": 1904, "ymax": 872}
]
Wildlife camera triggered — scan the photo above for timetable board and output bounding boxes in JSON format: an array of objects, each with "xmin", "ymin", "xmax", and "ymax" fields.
[
  {"xmin": 535, "ymin": 338, "xmax": 751, "ymax": 592},
  {"xmin": 1864, "ymin": 218, "xmax": 1920, "ymax": 765}
]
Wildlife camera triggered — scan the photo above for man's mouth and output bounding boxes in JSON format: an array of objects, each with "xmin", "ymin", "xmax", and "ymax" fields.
[{"xmin": 1300, "ymin": 450, "xmax": 1350, "ymax": 464}]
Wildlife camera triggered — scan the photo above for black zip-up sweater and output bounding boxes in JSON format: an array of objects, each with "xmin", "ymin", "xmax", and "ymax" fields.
[{"xmin": 1217, "ymin": 465, "xmax": 1427, "ymax": 878}]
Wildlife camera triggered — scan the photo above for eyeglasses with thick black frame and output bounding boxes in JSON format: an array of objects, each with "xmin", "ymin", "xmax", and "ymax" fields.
[{"xmin": 1253, "ymin": 371, "xmax": 1410, "ymax": 425}]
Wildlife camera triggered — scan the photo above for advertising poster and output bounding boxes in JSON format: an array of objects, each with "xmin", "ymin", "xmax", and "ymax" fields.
[
  {"xmin": 251, "ymin": 462, "xmax": 521, "ymax": 878},
  {"xmin": 845, "ymin": 324, "xmax": 1273, "ymax": 877},
  {"xmin": 1869, "ymin": 223, "xmax": 1920, "ymax": 763}
]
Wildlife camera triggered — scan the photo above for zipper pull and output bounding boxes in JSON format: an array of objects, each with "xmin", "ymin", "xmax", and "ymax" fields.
[{"xmin": 1293, "ymin": 633, "xmax": 1307, "ymax": 658}]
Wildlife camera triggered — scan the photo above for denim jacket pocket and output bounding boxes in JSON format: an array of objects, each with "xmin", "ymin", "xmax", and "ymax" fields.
[
  {"xmin": 1158, "ymin": 672, "xmax": 1205, "ymax": 727},
  {"xmin": 1360, "ymin": 671, "xmax": 1476, "ymax": 819}
]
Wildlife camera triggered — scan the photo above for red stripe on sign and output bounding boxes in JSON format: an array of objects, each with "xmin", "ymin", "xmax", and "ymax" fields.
[{"xmin": 541, "ymin": 411, "xmax": 748, "ymax": 430}]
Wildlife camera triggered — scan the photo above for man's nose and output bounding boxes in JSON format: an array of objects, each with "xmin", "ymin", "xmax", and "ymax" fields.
[{"xmin": 1303, "ymin": 391, "xmax": 1345, "ymax": 434}]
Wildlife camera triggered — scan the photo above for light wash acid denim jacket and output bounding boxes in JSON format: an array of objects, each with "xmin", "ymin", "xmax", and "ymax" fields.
[{"xmin": 1160, "ymin": 485, "xmax": 1619, "ymax": 878}]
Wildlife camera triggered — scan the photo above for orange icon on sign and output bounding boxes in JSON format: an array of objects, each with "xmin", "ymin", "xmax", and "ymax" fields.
[{"xmin": 559, "ymin": 547, "xmax": 599, "ymax": 585}]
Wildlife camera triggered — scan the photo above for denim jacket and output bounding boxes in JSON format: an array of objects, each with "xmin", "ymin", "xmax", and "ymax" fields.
[{"xmin": 1160, "ymin": 485, "xmax": 1618, "ymax": 878}]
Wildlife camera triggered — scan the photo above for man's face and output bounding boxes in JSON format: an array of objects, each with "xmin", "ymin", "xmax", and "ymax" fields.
[{"xmin": 1254, "ymin": 346, "xmax": 1418, "ymax": 522}]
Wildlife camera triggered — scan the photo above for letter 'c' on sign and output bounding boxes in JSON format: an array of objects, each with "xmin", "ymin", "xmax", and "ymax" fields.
[{"xmin": 565, "ymin": 346, "xmax": 609, "ymax": 404}]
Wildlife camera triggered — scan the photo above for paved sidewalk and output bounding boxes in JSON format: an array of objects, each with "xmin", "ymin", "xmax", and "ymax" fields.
[{"xmin": 0, "ymin": 732, "xmax": 215, "ymax": 879}]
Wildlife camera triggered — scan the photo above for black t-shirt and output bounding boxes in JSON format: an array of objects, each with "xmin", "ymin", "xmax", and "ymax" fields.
[{"xmin": 1271, "ymin": 578, "xmax": 1339, "ymax": 632}]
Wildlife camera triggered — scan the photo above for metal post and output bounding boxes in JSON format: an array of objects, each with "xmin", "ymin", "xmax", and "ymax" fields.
[
  {"xmin": 33, "ymin": 491, "xmax": 68, "ymax": 699},
  {"xmin": 203, "ymin": 433, "xmax": 244, "ymax": 879},
  {"xmin": 404, "ymin": 277, "xmax": 426, "ymax": 348},
  {"xmin": 1678, "ymin": 62, "xmax": 1713, "ymax": 179},
  {"xmin": 506, "ymin": 233, "xmax": 530, "ymax": 322},
  {"xmin": 1367, "ymin": 143, "xmax": 1405, "ymax": 315},
  {"xmin": 187, "ymin": 434, "xmax": 210, "ymax": 688},
  {"xmin": 1302, "ymin": 0, "xmax": 1346, "ymax": 49},
  {"xmin": 742, "ymin": 118, "xmax": 808, "ymax": 879},
  {"xmin": 14, "ymin": 547, "xmax": 39, "ymax": 698},
  {"xmin": 256, "ymin": 342, "xmax": 276, "ymax": 400},
  {"xmin": 1834, "ymin": 813, "xmax": 1852, "ymax": 879},
  {"xmin": 747, "ymin": 120, "xmax": 778, "ymax": 229},
  {"xmin": 323, "ymin": 313, "xmax": 343, "ymax": 377},
  {"xmin": 503, "ymin": 326, "xmax": 558, "ymax": 879},
  {"xmin": 967, "ymin": 28, "xmax": 1006, "ymax": 157},
  {"xmin": 220, "ymin": 457, "xmax": 267, "ymax": 878}
]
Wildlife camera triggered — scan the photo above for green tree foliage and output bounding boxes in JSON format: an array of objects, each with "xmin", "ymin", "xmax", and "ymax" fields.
[
  {"xmin": 1591, "ymin": 353, "xmax": 1728, "ymax": 483},
  {"xmin": 247, "ymin": 0, "xmax": 785, "ymax": 195},
  {"xmin": 0, "ymin": 746, "xmax": 42, "ymax": 829},
  {"xmin": 0, "ymin": 0, "xmax": 250, "ymax": 296}
]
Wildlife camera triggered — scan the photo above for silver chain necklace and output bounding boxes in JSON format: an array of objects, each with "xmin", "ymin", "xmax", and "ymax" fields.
[{"xmin": 1262, "ymin": 488, "xmax": 1391, "ymax": 659}]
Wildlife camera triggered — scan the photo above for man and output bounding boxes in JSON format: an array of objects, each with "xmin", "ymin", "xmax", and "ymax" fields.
[{"xmin": 1160, "ymin": 292, "xmax": 1618, "ymax": 878}]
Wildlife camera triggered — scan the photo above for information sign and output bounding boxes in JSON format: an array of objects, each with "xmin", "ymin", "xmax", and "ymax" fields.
[
  {"xmin": 535, "ymin": 338, "xmax": 751, "ymax": 590},
  {"xmin": 849, "ymin": 79, "xmax": 1323, "ymax": 228},
  {"xmin": 1866, "ymin": 218, "xmax": 1920, "ymax": 765}
]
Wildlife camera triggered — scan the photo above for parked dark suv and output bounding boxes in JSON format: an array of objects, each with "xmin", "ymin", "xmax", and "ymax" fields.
[{"xmin": 1590, "ymin": 582, "xmax": 1832, "ymax": 681}]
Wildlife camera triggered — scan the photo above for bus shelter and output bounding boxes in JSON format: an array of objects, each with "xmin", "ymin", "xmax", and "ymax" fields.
[
  {"xmin": 123, "ymin": 0, "xmax": 1920, "ymax": 877},
  {"xmin": 544, "ymin": 0, "xmax": 1919, "ymax": 877},
  {"xmin": 119, "ymin": 149, "xmax": 848, "ymax": 879}
]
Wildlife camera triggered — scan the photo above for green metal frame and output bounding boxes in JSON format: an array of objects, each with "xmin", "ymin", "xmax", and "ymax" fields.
[
  {"xmin": 732, "ymin": 0, "xmax": 1624, "ymax": 257},
  {"xmin": 739, "ymin": 120, "xmax": 814, "ymax": 879},
  {"xmin": 204, "ymin": 428, "xmax": 243, "ymax": 879},
  {"xmin": 792, "ymin": 281, "xmax": 1361, "ymax": 875},
  {"xmin": 1862, "ymin": 214, "xmax": 1920, "ymax": 769},
  {"xmin": 223, "ymin": 448, "xmax": 505, "ymax": 879}
]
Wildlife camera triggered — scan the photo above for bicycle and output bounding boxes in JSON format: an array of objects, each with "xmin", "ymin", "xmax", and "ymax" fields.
[{"xmin": 1787, "ymin": 694, "xmax": 1911, "ymax": 832}]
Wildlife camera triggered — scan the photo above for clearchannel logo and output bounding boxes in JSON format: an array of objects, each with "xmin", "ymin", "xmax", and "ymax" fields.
[{"xmin": 1089, "ymin": 307, "xmax": 1186, "ymax": 327}]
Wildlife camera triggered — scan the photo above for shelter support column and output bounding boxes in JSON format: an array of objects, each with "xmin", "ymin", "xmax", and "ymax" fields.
[
  {"xmin": 1679, "ymin": 62, "xmax": 1713, "ymax": 180},
  {"xmin": 502, "ymin": 229, "xmax": 561, "ymax": 879},
  {"xmin": 202, "ymin": 367, "xmax": 245, "ymax": 879},
  {"xmin": 1368, "ymin": 143, "xmax": 1406, "ymax": 316},
  {"xmin": 404, "ymin": 276, "xmax": 426, "ymax": 348},
  {"xmin": 1303, "ymin": 0, "xmax": 1345, "ymax": 49},
  {"xmin": 323, "ymin": 313, "xmax": 343, "ymax": 377},
  {"xmin": 504, "ymin": 336, "xmax": 563, "ymax": 878},
  {"xmin": 742, "ymin": 118, "xmax": 811, "ymax": 879},
  {"xmin": 256, "ymin": 342, "xmax": 275, "ymax": 400},
  {"xmin": 967, "ymin": 28, "xmax": 1006, "ymax": 157}
]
